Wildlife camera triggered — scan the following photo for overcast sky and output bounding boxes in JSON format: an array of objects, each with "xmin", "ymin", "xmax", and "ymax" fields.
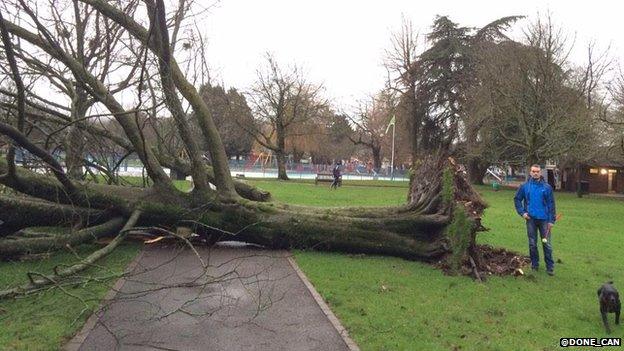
[{"xmin": 202, "ymin": 0, "xmax": 622, "ymax": 111}]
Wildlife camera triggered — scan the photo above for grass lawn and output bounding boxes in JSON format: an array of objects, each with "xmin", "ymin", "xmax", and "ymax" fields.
[
  {"xmin": 247, "ymin": 178, "xmax": 409, "ymax": 207},
  {"xmin": 247, "ymin": 180, "xmax": 624, "ymax": 350},
  {"xmin": 0, "ymin": 243, "xmax": 140, "ymax": 351},
  {"xmin": 2, "ymin": 178, "xmax": 622, "ymax": 350}
]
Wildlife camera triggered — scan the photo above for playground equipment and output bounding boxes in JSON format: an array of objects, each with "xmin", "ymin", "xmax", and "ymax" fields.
[
  {"xmin": 245, "ymin": 152, "xmax": 274, "ymax": 170},
  {"xmin": 486, "ymin": 168, "xmax": 503, "ymax": 183}
]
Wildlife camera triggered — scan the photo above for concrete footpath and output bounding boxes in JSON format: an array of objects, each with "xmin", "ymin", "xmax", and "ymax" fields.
[{"xmin": 65, "ymin": 244, "xmax": 357, "ymax": 351}]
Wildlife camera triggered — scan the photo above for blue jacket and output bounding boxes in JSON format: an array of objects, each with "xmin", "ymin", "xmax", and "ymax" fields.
[{"xmin": 514, "ymin": 177, "xmax": 556, "ymax": 223}]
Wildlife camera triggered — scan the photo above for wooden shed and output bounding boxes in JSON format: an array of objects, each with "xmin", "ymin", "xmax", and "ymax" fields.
[{"xmin": 561, "ymin": 161, "xmax": 624, "ymax": 194}]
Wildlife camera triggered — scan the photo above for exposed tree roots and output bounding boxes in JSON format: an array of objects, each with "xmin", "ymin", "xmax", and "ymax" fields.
[{"xmin": 435, "ymin": 244, "xmax": 531, "ymax": 279}]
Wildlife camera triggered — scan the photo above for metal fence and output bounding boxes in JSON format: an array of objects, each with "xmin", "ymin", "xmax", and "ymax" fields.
[
  {"xmin": 227, "ymin": 160, "xmax": 410, "ymax": 181},
  {"xmin": 5, "ymin": 150, "xmax": 410, "ymax": 181}
]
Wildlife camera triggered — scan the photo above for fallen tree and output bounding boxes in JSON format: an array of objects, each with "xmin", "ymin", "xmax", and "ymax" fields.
[
  {"xmin": 0, "ymin": 0, "xmax": 499, "ymax": 298},
  {"xmin": 0, "ymin": 151, "xmax": 485, "ymax": 262}
]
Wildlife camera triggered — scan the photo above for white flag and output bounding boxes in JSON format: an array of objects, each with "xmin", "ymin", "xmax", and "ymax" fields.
[{"xmin": 385, "ymin": 115, "xmax": 396, "ymax": 134}]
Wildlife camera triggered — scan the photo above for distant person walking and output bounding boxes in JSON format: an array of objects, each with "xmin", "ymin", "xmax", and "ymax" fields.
[
  {"xmin": 513, "ymin": 164, "xmax": 557, "ymax": 275},
  {"xmin": 331, "ymin": 161, "xmax": 342, "ymax": 189}
]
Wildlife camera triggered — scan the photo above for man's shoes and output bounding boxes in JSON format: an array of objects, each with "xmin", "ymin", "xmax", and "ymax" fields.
[
  {"xmin": 531, "ymin": 266, "xmax": 539, "ymax": 271},
  {"xmin": 547, "ymin": 270, "xmax": 554, "ymax": 276}
]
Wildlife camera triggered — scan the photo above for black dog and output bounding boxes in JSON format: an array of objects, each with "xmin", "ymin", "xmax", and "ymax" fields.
[{"xmin": 597, "ymin": 281, "xmax": 621, "ymax": 334}]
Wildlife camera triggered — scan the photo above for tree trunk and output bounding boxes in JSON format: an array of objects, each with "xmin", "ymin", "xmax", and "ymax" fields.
[
  {"xmin": 65, "ymin": 17, "xmax": 89, "ymax": 181},
  {"xmin": 0, "ymin": 195, "xmax": 105, "ymax": 236},
  {"xmin": 154, "ymin": 153, "xmax": 270, "ymax": 201},
  {"xmin": 405, "ymin": 86, "xmax": 421, "ymax": 163},
  {"xmin": 274, "ymin": 119, "xmax": 289, "ymax": 181},
  {"xmin": 64, "ymin": 102, "xmax": 86, "ymax": 180},
  {"xmin": 171, "ymin": 168, "xmax": 187, "ymax": 181},
  {"xmin": 467, "ymin": 158, "xmax": 489, "ymax": 185},
  {"xmin": 148, "ymin": 4, "xmax": 214, "ymax": 197},
  {"xmin": 236, "ymin": 153, "xmax": 483, "ymax": 261},
  {"xmin": 576, "ymin": 162, "xmax": 583, "ymax": 198},
  {"xmin": 276, "ymin": 150, "xmax": 289, "ymax": 181},
  {"xmin": 372, "ymin": 145, "xmax": 382, "ymax": 173},
  {"xmin": 64, "ymin": 125, "xmax": 84, "ymax": 180},
  {"xmin": 1, "ymin": 153, "xmax": 485, "ymax": 263},
  {"xmin": 0, "ymin": 217, "xmax": 125, "ymax": 258}
]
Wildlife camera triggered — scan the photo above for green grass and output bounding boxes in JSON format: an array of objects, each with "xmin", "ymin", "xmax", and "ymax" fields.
[
  {"xmin": 85, "ymin": 174, "xmax": 190, "ymax": 191},
  {"xmin": 250, "ymin": 177, "xmax": 409, "ymax": 188},
  {"xmin": 2, "ymin": 179, "xmax": 622, "ymax": 350},
  {"xmin": 288, "ymin": 185, "xmax": 624, "ymax": 350},
  {"xmin": 246, "ymin": 179, "xmax": 409, "ymax": 207},
  {"xmin": 0, "ymin": 243, "xmax": 140, "ymax": 351}
]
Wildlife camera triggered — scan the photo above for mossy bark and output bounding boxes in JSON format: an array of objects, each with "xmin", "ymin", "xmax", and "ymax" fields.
[
  {"xmin": 154, "ymin": 153, "xmax": 270, "ymax": 202},
  {"xmin": 0, "ymin": 158, "xmax": 138, "ymax": 212},
  {"xmin": 0, "ymin": 195, "xmax": 107, "ymax": 236},
  {"xmin": 0, "ymin": 217, "xmax": 125, "ymax": 258},
  {"xmin": 0, "ymin": 153, "xmax": 485, "ymax": 261}
]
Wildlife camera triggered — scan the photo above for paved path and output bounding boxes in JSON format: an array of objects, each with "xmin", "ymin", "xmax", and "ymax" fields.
[{"xmin": 66, "ymin": 244, "xmax": 355, "ymax": 351}]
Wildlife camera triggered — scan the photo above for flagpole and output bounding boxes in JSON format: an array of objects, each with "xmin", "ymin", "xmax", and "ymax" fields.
[
  {"xmin": 385, "ymin": 115, "xmax": 396, "ymax": 181},
  {"xmin": 390, "ymin": 122, "xmax": 395, "ymax": 180}
]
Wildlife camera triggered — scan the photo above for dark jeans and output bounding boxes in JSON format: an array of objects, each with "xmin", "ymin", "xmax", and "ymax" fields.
[
  {"xmin": 330, "ymin": 176, "xmax": 341, "ymax": 189},
  {"xmin": 526, "ymin": 218, "xmax": 554, "ymax": 271}
]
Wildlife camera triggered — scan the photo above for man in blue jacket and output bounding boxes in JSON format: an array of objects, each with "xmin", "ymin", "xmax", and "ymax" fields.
[{"xmin": 514, "ymin": 164, "xmax": 557, "ymax": 275}]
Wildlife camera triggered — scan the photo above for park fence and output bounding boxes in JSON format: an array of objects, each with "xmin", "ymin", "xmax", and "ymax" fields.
[
  {"xmin": 227, "ymin": 160, "xmax": 409, "ymax": 181},
  {"xmin": 5, "ymin": 149, "xmax": 410, "ymax": 182}
]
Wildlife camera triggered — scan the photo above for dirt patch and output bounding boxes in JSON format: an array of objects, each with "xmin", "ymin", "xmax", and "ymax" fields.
[{"xmin": 435, "ymin": 244, "xmax": 531, "ymax": 279}]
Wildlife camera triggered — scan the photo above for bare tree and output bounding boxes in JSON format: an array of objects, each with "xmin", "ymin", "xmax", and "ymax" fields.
[
  {"xmin": 0, "ymin": 0, "xmax": 146, "ymax": 181},
  {"xmin": 348, "ymin": 89, "xmax": 396, "ymax": 172},
  {"xmin": 385, "ymin": 17, "xmax": 422, "ymax": 161},
  {"xmin": 244, "ymin": 55, "xmax": 325, "ymax": 180},
  {"xmin": 472, "ymin": 17, "xmax": 601, "ymax": 171}
]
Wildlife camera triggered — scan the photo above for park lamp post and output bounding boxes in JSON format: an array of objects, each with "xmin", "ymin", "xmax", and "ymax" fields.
[{"xmin": 385, "ymin": 115, "xmax": 396, "ymax": 180}]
